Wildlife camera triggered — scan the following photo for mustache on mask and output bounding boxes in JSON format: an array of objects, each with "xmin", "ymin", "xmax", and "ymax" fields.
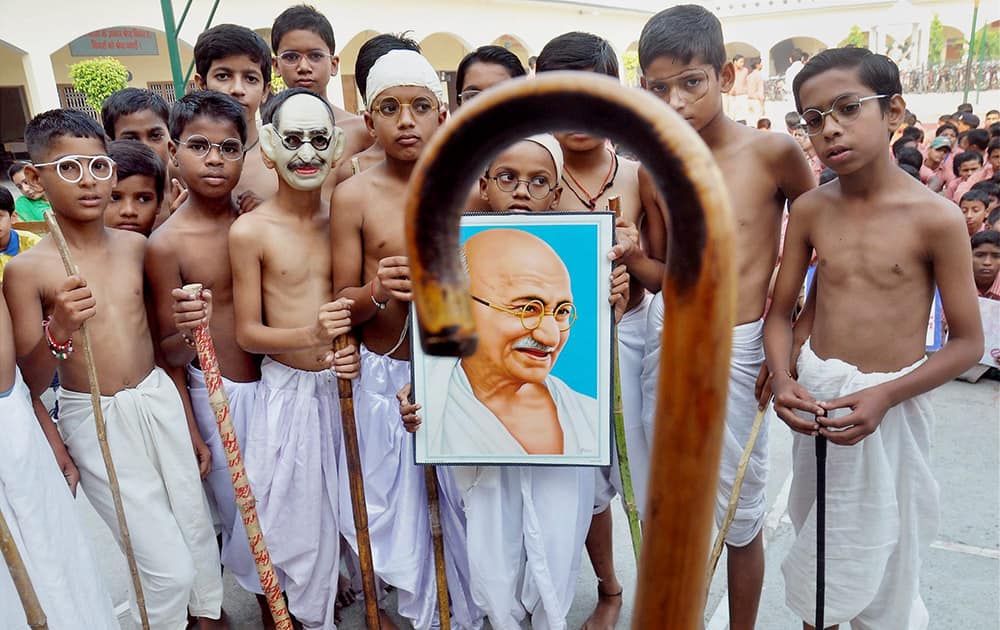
[
  {"xmin": 287, "ymin": 156, "xmax": 327, "ymax": 170},
  {"xmin": 512, "ymin": 336, "xmax": 555, "ymax": 354}
]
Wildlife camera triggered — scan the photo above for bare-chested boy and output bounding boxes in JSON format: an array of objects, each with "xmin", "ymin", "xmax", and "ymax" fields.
[
  {"xmin": 194, "ymin": 23, "xmax": 275, "ymax": 212},
  {"xmin": 637, "ymin": 6, "xmax": 816, "ymax": 628},
  {"xmin": 535, "ymin": 31, "xmax": 668, "ymax": 629},
  {"xmin": 270, "ymin": 4, "xmax": 374, "ymax": 200},
  {"xmin": 330, "ymin": 49, "xmax": 448, "ymax": 630},
  {"xmin": 3, "ymin": 109, "xmax": 224, "ymax": 629},
  {"xmin": 229, "ymin": 87, "xmax": 358, "ymax": 630},
  {"xmin": 767, "ymin": 47, "xmax": 981, "ymax": 629}
]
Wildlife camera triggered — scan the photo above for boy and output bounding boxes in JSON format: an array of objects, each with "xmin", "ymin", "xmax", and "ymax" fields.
[
  {"xmin": 638, "ymin": 6, "xmax": 816, "ymax": 628},
  {"xmin": 194, "ymin": 23, "xmax": 275, "ymax": 212},
  {"xmin": 330, "ymin": 49, "xmax": 447, "ymax": 630},
  {"xmin": 0, "ymin": 292, "xmax": 118, "ymax": 630},
  {"xmin": 2, "ymin": 109, "xmax": 225, "ymax": 629},
  {"xmin": 960, "ymin": 189, "xmax": 991, "ymax": 236},
  {"xmin": 766, "ymin": 47, "xmax": 981, "ymax": 628},
  {"xmin": 144, "ymin": 90, "xmax": 273, "ymax": 621},
  {"xmin": 986, "ymin": 109, "xmax": 1000, "ymax": 127},
  {"xmin": 105, "ymin": 140, "xmax": 164, "ymax": 236},
  {"xmin": 920, "ymin": 136, "xmax": 951, "ymax": 184},
  {"xmin": 948, "ymin": 150, "xmax": 984, "ymax": 202},
  {"xmin": 270, "ymin": 3, "xmax": 374, "ymax": 197},
  {"xmin": 8, "ymin": 162, "xmax": 51, "ymax": 222},
  {"xmin": 0, "ymin": 188, "xmax": 42, "ymax": 281},
  {"xmin": 229, "ymin": 87, "xmax": 358, "ymax": 630},
  {"xmin": 988, "ymin": 138, "xmax": 1000, "ymax": 173},
  {"xmin": 972, "ymin": 230, "xmax": 1000, "ymax": 299},
  {"xmin": 479, "ymin": 135, "xmax": 564, "ymax": 212}
]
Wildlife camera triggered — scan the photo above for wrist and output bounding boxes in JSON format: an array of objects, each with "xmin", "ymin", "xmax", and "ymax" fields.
[
  {"xmin": 370, "ymin": 280, "xmax": 389, "ymax": 309},
  {"xmin": 46, "ymin": 317, "xmax": 71, "ymax": 345}
]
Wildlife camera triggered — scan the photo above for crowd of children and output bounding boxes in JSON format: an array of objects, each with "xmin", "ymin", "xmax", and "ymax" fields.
[{"xmin": 0, "ymin": 3, "xmax": 992, "ymax": 630}]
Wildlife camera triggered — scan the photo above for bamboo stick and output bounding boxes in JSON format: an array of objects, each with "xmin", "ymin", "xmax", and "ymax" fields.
[
  {"xmin": 0, "ymin": 507, "xmax": 47, "ymax": 629},
  {"xmin": 424, "ymin": 467, "xmax": 452, "ymax": 629},
  {"xmin": 181, "ymin": 284, "xmax": 293, "ymax": 630},
  {"xmin": 43, "ymin": 210, "xmax": 150, "ymax": 630}
]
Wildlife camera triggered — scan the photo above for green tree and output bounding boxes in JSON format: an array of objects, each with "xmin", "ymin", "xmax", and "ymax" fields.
[
  {"xmin": 928, "ymin": 14, "xmax": 944, "ymax": 66},
  {"xmin": 841, "ymin": 25, "xmax": 869, "ymax": 49},
  {"xmin": 973, "ymin": 25, "xmax": 1000, "ymax": 61},
  {"xmin": 622, "ymin": 51, "xmax": 640, "ymax": 87},
  {"xmin": 68, "ymin": 57, "xmax": 129, "ymax": 113}
]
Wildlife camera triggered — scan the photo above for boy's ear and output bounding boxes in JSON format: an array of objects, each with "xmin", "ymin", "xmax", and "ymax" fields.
[
  {"xmin": 22, "ymin": 165, "xmax": 43, "ymax": 190},
  {"xmin": 549, "ymin": 185, "xmax": 562, "ymax": 210},
  {"xmin": 258, "ymin": 123, "xmax": 279, "ymax": 169},
  {"xmin": 479, "ymin": 175, "xmax": 489, "ymax": 202},
  {"xmin": 639, "ymin": 75, "xmax": 647, "ymax": 90},
  {"xmin": 886, "ymin": 94, "xmax": 906, "ymax": 134},
  {"xmin": 194, "ymin": 73, "xmax": 207, "ymax": 90},
  {"xmin": 330, "ymin": 55, "xmax": 340, "ymax": 78},
  {"xmin": 364, "ymin": 111, "xmax": 376, "ymax": 138},
  {"xmin": 168, "ymin": 139, "xmax": 178, "ymax": 166},
  {"xmin": 719, "ymin": 61, "xmax": 735, "ymax": 94}
]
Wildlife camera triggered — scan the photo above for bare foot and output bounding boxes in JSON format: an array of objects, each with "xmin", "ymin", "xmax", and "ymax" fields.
[
  {"xmin": 581, "ymin": 582, "xmax": 623, "ymax": 630},
  {"xmin": 336, "ymin": 571, "xmax": 359, "ymax": 609},
  {"xmin": 379, "ymin": 608, "xmax": 400, "ymax": 630},
  {"xmin": 197, "ymin": 611, "xmax": 230, "ymax": 630}
]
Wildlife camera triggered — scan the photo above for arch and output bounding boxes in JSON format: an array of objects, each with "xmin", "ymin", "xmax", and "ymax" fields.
[
  {"xmin": 337, "ymin": 29, "xmax": 380, "ymax": 114},
  {"xmin": 725, "ymin": 42, "xmax": 762, "ymax": 63},
  {"xmin": 491, "ymin": 34, "xmax": 532, "ymax": 68},
  {"xmin": 254, "ymin": 28, "xmax": 273, "ymax": 51},
  {"xmin": 769, "ymin": 36, "xmax": 827, "ymax": 75},
  {"xmin": 940, "ymin": 25, "xmax": 965, "ymax": 65},
  {"xmin": 0, "ymin": 40, "xmax": 31, "ymax": 145},
  {"xmin": 420, "ymin": 32, "xmax": 471, "ymax": 72}
]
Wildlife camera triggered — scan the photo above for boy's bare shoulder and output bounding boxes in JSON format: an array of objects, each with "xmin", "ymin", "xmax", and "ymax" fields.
[
  {"xmin": 898, "ymin": 174, "xmax": 967, "ymax": 235},
  {"xmin": 752, "ymin": 127, "xmax": 803, "ymax": 163},
  {"xmin": 4, "ymin": 237, "xmax": 56, "ymax": 282},
  {"xmin": 332, "ymin": 164, "xmax": 380, "ymax": 212}
]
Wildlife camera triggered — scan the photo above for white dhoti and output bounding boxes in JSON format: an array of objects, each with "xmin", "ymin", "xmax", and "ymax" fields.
[
  {"xmin": 58, "ymin": 367, "xmax": 223, "ymax": 629},
  {"xmin": 186, "ymin": 365, "xmax": 260, "ymax": 593},
  {"xmin": 640, "ymin": 295, "xmax": 769, "ymax": 546},
  {"xmin": 0, "ymin": 369, "xmax": 118, "ymax": 630},
  {"xmin": 782, "ymin": 341, "xmax": 939, "ymax": 629},
  {"xmin": 246, "ymin": 358, "xmax": 342, "ymax": 630},
  {"xmin": 341, "ymin": 345, "xmax": 437, "ymax": 629}
]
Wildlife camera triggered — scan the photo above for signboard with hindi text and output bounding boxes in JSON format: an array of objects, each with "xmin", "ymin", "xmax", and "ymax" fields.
[{"xmin": 70, "ymin": 28, "xmax": 158, "ymax": 57}]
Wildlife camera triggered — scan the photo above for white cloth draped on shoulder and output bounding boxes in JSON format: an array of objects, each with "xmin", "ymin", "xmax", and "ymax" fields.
[
  {"xmin": 58, "ymin": 367, "xmax": 223, "ymax": 628},
  {"xmin": 245, "ymin": 358, "xmax": 342, "ymax": 630},
  {"xmin": 782, "ymin": 340, "xmax": 938, "ymax": 629},
  {"xmin": 0, "ymin": 368, "xmax": 118, "ymax": 630},
  {"xmin": 186, "ymin": 364, "xmax": 261, "ymax": 594}
]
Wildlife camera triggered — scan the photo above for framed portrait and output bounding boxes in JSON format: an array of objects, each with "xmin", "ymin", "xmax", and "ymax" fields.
[{"xmin": 412, "ymin": 212, "xmax": 615, "ymax": 466}]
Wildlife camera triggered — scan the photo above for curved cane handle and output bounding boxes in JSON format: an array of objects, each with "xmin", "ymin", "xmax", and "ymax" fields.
[{"xmin": 404, "ymin": 72, "xmax": 735, "ymax": 628}]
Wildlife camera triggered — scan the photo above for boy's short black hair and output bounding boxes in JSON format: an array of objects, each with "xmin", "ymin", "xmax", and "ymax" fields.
[
  {"xmin": 972, "ymin": 229, "xmax": 1000, "ymax": 249},
  {"xmin": 988, "ymin": 109, "xmax": 1000, "ymax": 117},
  {"xmin": 639, "ymin": 5, "xmax": 726, "ymax": 74},
  {"xmin": 961, "ymin": 189, "xmax": 990, "ymax": 208},
  {"xmin": 107, "ymin": 140, "xmax": 166, "ymax": 205},
  {"xmin": 7, "ymin": 161, "xmax": 28, "ymax": 181},
  {"xmin": 537, "ymin": 32, "xmax": 619, "ymax": 79},
  {"xmin": 989, "ymin": 138, "xmax": 1000, "ymax": 154},
  {"xmin": 261, "ymin": 87, "xmax": 334, "ymax": 127},
  {"xmin": 25, "ymin": 109, "xmax": 108, "ymax": 162},
  {"xmin": 957, "ymin": 103, "xmax": 974, "ymax": 113},
  {"xmin": 953, "ymin": 150, "xmax": 983, "ymax": 176},
  {"xmin": 967, "ymin": 129, "xmax": 990, "ymax": 152},
  {"xmin": 455, "ymin": 45, "xmax": 527, "ymax": 94},
  {"xmin": 989, "ymin": 122, "xmax": 1000, "ymax": 138},
  {"xmin": 792, "ymin": 47, "xmax": 900, "ymax": 114},
  {"xmin": 0, "ymin": 187, "xmax": 13, "ymax": 213},
  {"xmin": 988, "ymin": 208, "xmax": 1000, "ymax": 227},
  {"xmin": 901, "ymin": 125, "xmax": 924, "ymax": 143},
  {"xmin": 271, "ymin": 4, "xmax": 334, "ymax": 53},
  {"xmin": 100, "ymin": 88, "xmax": 170, "ymax": 139},
  {"xmin": 169, "ymin": 91, "xmax": 248, "ymax": 144},
  {"xmin": 818, "ymin": 167, "xmax": 838, "ymax": 185},
  {"xmin": 195, "ymin": 24, "xmax": 272, "ymax": 86},
  {"xmin": 899, "ymin": 163, "xmax": 920, "ymax": 180},
  {"xmin": 756, "ymin": 117, "xmax": 771, "ymax": 129},
  {"xmin": 895, "ymin": 146, "xmax": 922, "ymax": 171},
  {"xmin": 355, "ymin": 33, "xmax": 422, "ymax": 105},
  {"xmin": 784, "ymin": 111, "xmax": 803, "ymax": 130},
  {"xmin": 971, "ymin": 180, "xmax": 1000, "ymax": 200},
  {"xmin": 936, "ymin": 122, "xmax": 958, "ymax": 137},
  {"xmin": 892, "ymin": 136, "xmax": 916, "ymax": 157},
  {"xmin": 903, "ymin": 110, "xmax": 918, "ymax": 126}
]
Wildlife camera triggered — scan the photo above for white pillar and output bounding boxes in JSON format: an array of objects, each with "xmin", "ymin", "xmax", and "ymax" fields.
[{"xmin": 21, "ymin": 49, "xmax": 61, "ymax": 115}]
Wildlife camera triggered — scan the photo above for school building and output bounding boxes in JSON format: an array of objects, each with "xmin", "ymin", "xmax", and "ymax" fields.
[{"xmin": 0, "ymin": 0, "xmax": 996, "ymax": 157}]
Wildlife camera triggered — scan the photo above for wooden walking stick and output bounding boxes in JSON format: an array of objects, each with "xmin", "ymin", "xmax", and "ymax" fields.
[
  {"xmin": 43, "ymin": 210, "xmax": 150, "ymax": 630},
  {"xmin": 0, "ymin": 508, "xmax": 47, "ymax": 629},
  {"xmin": 424, "ymin": 467, "xmax": 452, "ymax": 630},
  {"xmin": 815, "ymin": 429, "xmax": 828, "ymax": 630},
  {"xmin": 332, "ymin": 333, "xmax": 381, "ymax": 629},
  {"xmin": 181, "ymin": 284, "xmax": 293, "ymax": 630},
  {"xmin": 403, "ymin": 73, "xmax": 735, "ymax": 628},
  {"xmin": 608, "ymin": 195, "xmax": 642, "ymax": 562}
]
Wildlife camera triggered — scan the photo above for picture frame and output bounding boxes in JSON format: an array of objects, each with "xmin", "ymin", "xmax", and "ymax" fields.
[{"xmin": 412, "ymin": 212, "xmax": 615, "ymax": 466}]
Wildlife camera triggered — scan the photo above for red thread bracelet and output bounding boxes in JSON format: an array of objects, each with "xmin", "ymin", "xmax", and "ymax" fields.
[{"xmin": 43, "ymin": 317, "xmax": 74, "ymax": 360}]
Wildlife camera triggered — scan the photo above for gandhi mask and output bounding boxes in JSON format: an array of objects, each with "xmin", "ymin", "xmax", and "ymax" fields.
[{"xmin": 260, "ymin": 92, "xmax": 345, "ymax": 191}]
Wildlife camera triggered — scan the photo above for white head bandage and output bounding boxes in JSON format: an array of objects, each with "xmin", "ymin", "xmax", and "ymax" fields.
[
  {"xmin": 365, "ymin": 49, "xmax": 445, "ymax": 106},
  {"xmin": 525, "ymin": 134, "xmax": 564, "ymax": 182}
]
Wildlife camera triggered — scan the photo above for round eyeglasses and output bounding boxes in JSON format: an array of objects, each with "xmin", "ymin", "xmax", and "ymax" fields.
[
  {"xmin": 800, "ymin": 94, "xmax": 889, "ymax": 136},
  {"xmin": 279, "ymin": 132, "xmax": 331, "ymax": 151},
  {"xmin": 490, "ymin": 171, "xmax": 556, "ymax": 200},
  {"xmin": 371, "ymin": 95, "xmax": 439, "ymax": 119},
  {"xmin": 457, "ymin": 89, "xmax": 481, "ymax": 105},
  {"xmin": 178, "ymin": 135, "xmax": 245, "ymax": 160},
  {"xmin": 277, "ymin": 50, "xmax": 333, "ymax": 67},
  {"xmin": 644, "ymin": 68, "xmax": 711, "ymax": 105},
  {"xmin": 472, "ymin": 296, "xmax": 577, "ymax": 331},
  {"xmin": 33, "ymin": 155, "xmax": 115, "ymax": 184}
]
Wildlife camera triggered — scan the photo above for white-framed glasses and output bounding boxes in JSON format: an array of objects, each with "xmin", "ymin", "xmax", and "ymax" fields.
[
  {"xmin": 277, "ymin": 50, "xmax": 333, "ymax": 67},
  {"xmin": 33, "ymin": 155, "xmax": 115, "ymax": 183},
  {"xmin": 800, "ymin": 94, "xmax": 889, "ymax": 136},
  {"xmin": 178, "ymin": 135, "xmax": 245, "ymax": 160}
]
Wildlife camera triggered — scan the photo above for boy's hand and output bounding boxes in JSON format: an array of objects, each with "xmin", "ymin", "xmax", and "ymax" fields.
[
  {"xmin": 237, "ymin": 190, "xmax": 264, "ymax": 214},
  {"xmin": 48, "ymin": 437, "xmax": 80, "ymax": 497},
  {"xmin": 609, "ymin": 265, "xmax": 630, "ymax": 324},
  {"xmin": 754, "ymin": 365, "xmax": 772, "ymax": 410},
  {"xmin": 326, "ymin": 341, "xmax": 361, "ymax": 380},
  {"xmin": 818, "ymin": 386, "xmax": 892, "ymax": 446},
  {"xmin": 169, "ymin": 178, "xmax": 188, "ymax": 213},
  {"xmin": 191, "ymin": 435, "xmax": 211, "ymax": 479},
  {"xmin": 609, "ymin": 218, "xmax": 641, "ymax": 265},
  {"xmin": 171, "ymin": 287, "xmax": 212, "ymax": 335},
  {"xmin": 49, "ymin": 275, "xmax": 97, "ymax": 343},
  {"xmin": 396, "ymin": 383, "xmax": 422, "ymax": 433},
  {"xmin": 771, "ymin": 373, "xmax": 825, "ymax": 435},
  {"xmin": 312, "ymin": 299, "xmax": 354, "ymax": 345},
  {"xmin": 373, "ymin": 256, "xmax": 412, "ymax": 303}
]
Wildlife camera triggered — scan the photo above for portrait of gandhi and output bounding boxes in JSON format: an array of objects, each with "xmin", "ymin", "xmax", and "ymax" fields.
[{"xmin": 423, "ymin": 228, "xmax": 599, "ymax": 458}]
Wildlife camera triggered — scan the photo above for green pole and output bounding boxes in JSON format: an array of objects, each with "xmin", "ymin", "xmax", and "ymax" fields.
[
  {"xmin": 962, "ymin": 0, "xmax": 979, "ymax": 104},
  {"xmin": 160, "ymin": 0, "xmax": 188, "ymax": 100},
  {"xmin": 184, "ymin": 0, "xmax": 222, "ymax": 85}
]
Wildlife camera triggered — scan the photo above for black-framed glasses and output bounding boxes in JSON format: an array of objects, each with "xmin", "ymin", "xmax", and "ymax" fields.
[
  {"xmin": 33, "ymin": 155, "xmax": 115, "ymax": 183},
  {"xmin": 489, "ymin": 171, "xmax": 556, "ymax": 200},
  {"xmin": 800, "ymin": 94, "xmax": 889, "ymax": 136},
  {"xmin": 178, "ymin": 135, "xmax": 245, "ymax": 160},
  {"xmin": 279, "ymin": 131, "xmax": 332, "ymax": 151},
  {"xmin": 457, "ymin": 89, "xmax": 481, "ymax": 104},
  {"xmin": 371, "ymin": 95, "xmax": 439, "ymax": 119},
  {"xmin": 471, "ymin": 296, "xmax": 577, "ymax": 331},
  {"xmin": 277, "ymin": 50, "xmax": 333, "ymax": 66}
]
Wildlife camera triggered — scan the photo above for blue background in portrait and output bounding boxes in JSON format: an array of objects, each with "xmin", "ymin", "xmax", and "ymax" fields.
[{"xmin": 460, "ymin": 223, "xmax": 600, "ymax": 398}]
